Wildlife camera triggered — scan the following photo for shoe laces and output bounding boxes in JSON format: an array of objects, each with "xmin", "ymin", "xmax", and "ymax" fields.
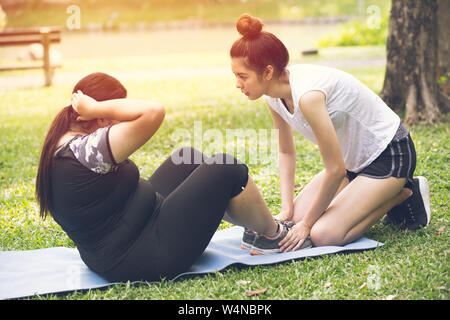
[
  {"xmin": 276, "ymin": 219, "xmax": 295, "ymax": 229},
  {"xmin": 405, "ymin": 203, "xmax": 417, "ymax": 224}
]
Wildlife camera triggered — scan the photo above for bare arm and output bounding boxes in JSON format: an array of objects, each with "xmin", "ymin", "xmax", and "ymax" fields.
[
  {"xmin": 279, "ymin": 90, "xmax": 346, "ymax": 251},
  {"xmin": 268, "ymin": 106, "xmax": 297, "ymax": 220},
  {"xmin": 296, "ymin": 91, "xmax": 346, "ymax": 228},
  {"xmin": 71, "ymin": 90, "xmax": 165, "ymax": 163}
]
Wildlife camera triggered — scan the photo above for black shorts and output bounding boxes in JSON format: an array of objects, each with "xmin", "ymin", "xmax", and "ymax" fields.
[{"xmin": 346, "ymin": 130, "xmax": 416, "ymax": 190}]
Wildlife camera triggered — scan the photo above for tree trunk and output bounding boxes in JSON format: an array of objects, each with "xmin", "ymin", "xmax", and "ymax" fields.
[
  {"xmin": 436, "ymin": 0, "xmax": 450, "ymax": 115},
  {"xmin": 380, "ymin": 0, "xmax": 448, "ymax": 125}
]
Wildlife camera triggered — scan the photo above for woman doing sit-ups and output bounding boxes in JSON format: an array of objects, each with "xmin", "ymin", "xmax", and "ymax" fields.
[{"xmin": 35, "ymin": 72, "xmax": 312, "ymax": 282}]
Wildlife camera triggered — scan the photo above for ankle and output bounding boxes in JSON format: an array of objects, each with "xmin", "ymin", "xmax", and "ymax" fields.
[{"xmin": 264, "ymin": 221, "xmax": 281, "ymax": 238}]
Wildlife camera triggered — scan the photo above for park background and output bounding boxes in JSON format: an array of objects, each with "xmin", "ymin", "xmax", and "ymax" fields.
[{"xmin": 0, "ymin": 0, "xmax": 448, "ymax": 300}]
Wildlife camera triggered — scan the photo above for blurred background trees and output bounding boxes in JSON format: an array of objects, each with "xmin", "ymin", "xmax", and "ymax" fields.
[
  {"xmin": 1, "ymin": 0, "xmax": 447, "ymax": 124},
  {"xmin": 0, "ymin": 0, "xmax": 391, "ymax": 28},
  {"xmin": 380, "ymin": 0, "xmax": 449, "ymax": 124}
]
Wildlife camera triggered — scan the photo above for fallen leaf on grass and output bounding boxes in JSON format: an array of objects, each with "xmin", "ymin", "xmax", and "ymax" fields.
[
  {"xmin": 437, "ymin": 226, "xmax": 446, "ymax": 235},
  {"xmin": 246, "ymin": 288, "xmax": 268, "ymax": 297},
  {"xmin": 386, "ymin": 294, "xmax": 397, "ymax": 300}
]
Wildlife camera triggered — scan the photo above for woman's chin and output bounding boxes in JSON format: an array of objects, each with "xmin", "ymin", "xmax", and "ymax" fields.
[
  {"xmin": 247, "ymin": 94, "xmax": 261, "ymax": 101},
  {"xmin": 241, "ymin": 90, "xmax": 262, "ymax": 100}
]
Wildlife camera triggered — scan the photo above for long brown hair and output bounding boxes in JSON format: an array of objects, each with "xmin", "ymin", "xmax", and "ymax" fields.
[
  {"xmin": 230, "ymin": 14, "xmax": 289, "ymax": 77},
  {"xmin": 35, "ymin": 72, "xmax": 127, "ymax": 219}
]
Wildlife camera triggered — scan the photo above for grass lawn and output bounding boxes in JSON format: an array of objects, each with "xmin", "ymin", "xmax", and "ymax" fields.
[{"xmin": 0, "ymin": 43, "xmax": 448, "ymax": 300}]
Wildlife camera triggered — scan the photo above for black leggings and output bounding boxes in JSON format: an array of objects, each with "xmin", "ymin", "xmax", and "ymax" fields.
[{"xmin": 102, "ymin": 147, "xmax": 249, "ymax": 282}]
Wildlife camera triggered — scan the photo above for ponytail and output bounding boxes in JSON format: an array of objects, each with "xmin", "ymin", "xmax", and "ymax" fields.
[{"xmin": 35, "ymin": 106, "xmax": 78, "ymax": 219}]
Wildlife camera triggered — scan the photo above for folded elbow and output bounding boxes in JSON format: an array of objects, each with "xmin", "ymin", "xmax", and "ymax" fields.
[
  {"xmin": 139, "ymin": 104, "xmax": 165, "ymax": 132},
  {"xmin": 146, "ymin": 103, "xmax": 165, "ymax": 121},
  {"xmin": 154, "ymin": 105, "xmax": 165, "ymax": 128},
  {"xmin": 151, "ymin": 102, "xmax": 165, "ymax": 115},
  {"xmin": 156, "ymin": 104, "xmax": 165, "ymax": 120}
]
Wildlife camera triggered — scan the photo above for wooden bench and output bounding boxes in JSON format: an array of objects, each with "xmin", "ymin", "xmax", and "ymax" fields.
[{"xmin": 0, "ymin": 27, "xmax": 61, "ymax": 86}]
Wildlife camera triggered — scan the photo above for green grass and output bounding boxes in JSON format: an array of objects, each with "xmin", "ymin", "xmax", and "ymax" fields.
[{"xmin": 0, "ymin": 45, "xmax": 449, "ymax": 300}]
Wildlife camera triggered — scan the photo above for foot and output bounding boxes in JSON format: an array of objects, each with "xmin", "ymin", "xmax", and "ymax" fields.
[
  {"xmin": 383, "ymin": 176, "xmax": 431, "ymax": 230},
  {"xmin": 250, "ymin": 222, "xmax": 312, "ymax": 255},
  {"xmin": 402, "ymin": 176, "xmax": 431, "ymax": 230},
  {"xmin": 240, "ymin": 219, "xmax": 296, "ymax": 250},
  {"xmin": 241, "ymin": 227, "xmax": 257, "ymax": 250},
  {"xmin": 383, "ymin": 196, "xmax": 410, "ymax": 226},
  {"xmin": 275, "ymin": 218, "xmax": 295, "ymax": 229}
]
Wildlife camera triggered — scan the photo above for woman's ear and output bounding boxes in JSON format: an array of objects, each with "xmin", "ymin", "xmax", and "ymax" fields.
[{"xmin": 263, "ymin": 65, "xmax": 274, "ymax": 81}]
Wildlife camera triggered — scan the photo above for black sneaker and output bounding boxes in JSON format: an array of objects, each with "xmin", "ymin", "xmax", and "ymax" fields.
[
  {"xmin": 383, "ymin": 202, "xmax": 409, "ymax": 226},
  {"xmin": 384, "ymin": 176, "xmax": 431, "ymax": 230},
  {"xmin": 250, "ymin": 222, "xmax": 312, "ymax": 255},
  {"xmin": 241, "ymin": 220, "xmax": 296, "ymax": 250},
  {"xmin": 402, "ymin": 176, "xmax": 431, "ymax": 230}
]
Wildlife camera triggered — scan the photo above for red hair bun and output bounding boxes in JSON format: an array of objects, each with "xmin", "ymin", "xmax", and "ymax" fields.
[{"xmin": 236, "ymin": 14, "xmax": 263, "ymax": 38}]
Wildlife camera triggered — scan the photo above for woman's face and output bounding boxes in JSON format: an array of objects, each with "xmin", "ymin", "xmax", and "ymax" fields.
[{"xmin": 231, "ymin": 57, "xmax": 269, "ymax": 100}]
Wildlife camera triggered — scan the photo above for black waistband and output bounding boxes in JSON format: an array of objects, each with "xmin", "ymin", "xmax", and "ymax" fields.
[{"xmin": 393, "ymin": 122, "xmax": 409, "ymax": 141}]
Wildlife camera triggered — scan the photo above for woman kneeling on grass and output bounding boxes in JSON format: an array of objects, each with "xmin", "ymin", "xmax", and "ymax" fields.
[
  {"xmin": 35, "ymin": 72, "xmax": 309, "ymax": 283},
  {"xmin": 230, "ymin": 14, "xmax": 431, "ymax": 252}
]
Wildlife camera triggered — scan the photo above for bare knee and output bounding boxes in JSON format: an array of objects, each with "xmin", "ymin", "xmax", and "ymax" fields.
[{"xmin": 310, "ymin": 223, "xmax": 346, "ymax": 247}]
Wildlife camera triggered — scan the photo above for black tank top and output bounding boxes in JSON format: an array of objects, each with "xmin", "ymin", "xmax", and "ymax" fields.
[{"xmin": 49, "ymin": 128, "xmax": 162, "ymax": 273}]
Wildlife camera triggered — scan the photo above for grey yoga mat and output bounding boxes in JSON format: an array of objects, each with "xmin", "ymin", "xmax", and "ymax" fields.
[{"xmin": 0, "ymin": 226, "xmax": 382, "ymax": 299}]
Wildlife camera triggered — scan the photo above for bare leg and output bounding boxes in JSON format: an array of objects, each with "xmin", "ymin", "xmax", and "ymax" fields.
[
  {"xmin": 340, "ymin": 186, "xmax": 411, "ymax": 243},
  {"xmin": 290, "ymin": 170, "xmax": 349, "ymax": 223},
  {"xmin": 310, "ymin": 175, "xmax": 410, "ymax": 246},
  {"xmin": 225, "ymin": 176, "xmax": 278, "ymax": 235}
]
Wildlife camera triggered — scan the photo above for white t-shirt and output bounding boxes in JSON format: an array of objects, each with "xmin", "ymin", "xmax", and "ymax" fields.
[{"xmin": 265, "ymin": 64, "xmax": 400, "ymax": 172}]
